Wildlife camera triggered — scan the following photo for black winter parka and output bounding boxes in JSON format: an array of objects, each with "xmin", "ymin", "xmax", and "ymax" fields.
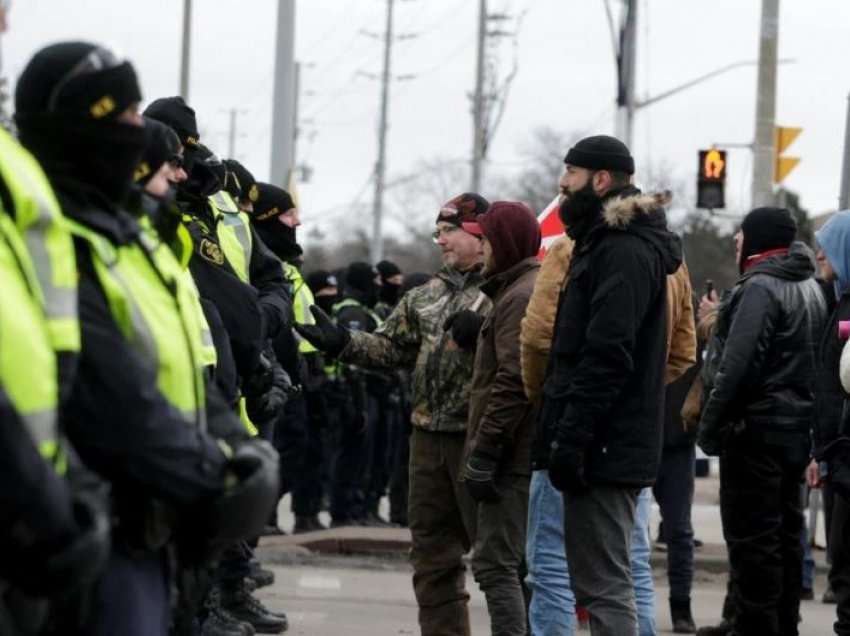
[{"xmin": 535, "ymin": 188, "xmax": 682, "ymax": 487}]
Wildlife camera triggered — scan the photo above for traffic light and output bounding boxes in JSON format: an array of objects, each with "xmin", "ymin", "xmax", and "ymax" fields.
[
  {"xmin": 774, "ymin": 126, "xmax": 801, "ymax": 184},
  {"xmin": 697, "ymin": 148, "xmax": 727, "ymax": 209}
]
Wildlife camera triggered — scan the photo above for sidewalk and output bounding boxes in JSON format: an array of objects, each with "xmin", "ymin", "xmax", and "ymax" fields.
[{"xmin": 265, "ymin": 471, "xmax": 830, "ymax": 575}]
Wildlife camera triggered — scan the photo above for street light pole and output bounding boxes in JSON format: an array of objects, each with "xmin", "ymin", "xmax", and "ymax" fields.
[
  {"xmin": 750, "ymin": 0, "xmax": 780, "ymax": 208},
  {"xmin": 179, "ymin": 0, "xmax": 192, "ymax": 100}
]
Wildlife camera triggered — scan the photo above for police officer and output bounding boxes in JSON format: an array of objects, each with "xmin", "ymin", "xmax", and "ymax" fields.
[
  {"xmin": 0, "ymin": 24, "xmax": 110, "ymax": 634},
  {"xmin": 15, "ymin": 42, "xmax": 279, "ymax": 636},
  {"xmin": 250, "ymin": 183, "xmax": 331, "ymax": 533},
  {"xmin": 142, "ymin": 106, "xmax": 288, "ymax": 634}
]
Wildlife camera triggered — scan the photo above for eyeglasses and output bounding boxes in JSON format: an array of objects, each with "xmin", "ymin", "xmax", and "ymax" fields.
[{"xmin": 431, "ymin": 226, "xmax": 460, "ymax": 242}]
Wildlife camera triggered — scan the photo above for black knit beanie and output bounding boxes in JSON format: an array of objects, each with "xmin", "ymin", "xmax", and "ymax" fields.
[
  {"xmin": 251, "ymin": 182, "xmax": 295, "ymax": 221},
  {"xmin": 347, "ymin": 262, "xmax": 378, "ymax": 294},
  {"xmin": 376, "ymin": 260, "xmax": 402, "ymax": 281},
  {"xmin": 564, "ymin": 135, "xmax": 634, "ymax": 175},
  {"xmin": 15, "ymin": 42, "xmax": 142, "ymax": 122},
  {"xmin": 143, "ymin": 96, "xmax": 199, "ymax": 148},
  {"xmin": 739, "ymin": 206, "xmax": 797, "ymax": 269},
  {"xmin": 134, "ymin": 117, "xmax": 181, "ymax": 185}
]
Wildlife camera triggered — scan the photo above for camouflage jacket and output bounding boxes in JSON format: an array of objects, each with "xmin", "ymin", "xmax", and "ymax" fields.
[{"xmin": 341, "ymin": 266, "xmax": 490, "ymax": 433}]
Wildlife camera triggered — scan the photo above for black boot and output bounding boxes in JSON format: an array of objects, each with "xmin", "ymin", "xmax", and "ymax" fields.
[
  {"xmin": 246, "ymin": 560, "xmax": 275, "ymax": 589},
  {"xmin": 223, "ymin": 582, "xmax": 288, "ymax": 634},
  {"xmin": 695, "ymin": 619, "xmax": 734, "ymax": 636},
  {"xmin": 671, "ymin": 598, "xmax": 697, "ymax": 634},
  {"xmin": 202, "ymin": 587, "xmax": 255, "ymax": 636}
]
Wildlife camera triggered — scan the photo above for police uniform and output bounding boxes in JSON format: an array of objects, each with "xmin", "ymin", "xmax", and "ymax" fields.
[{"xmin": 16, "ymin": 43, "xmax": 278, "ymax": 636}]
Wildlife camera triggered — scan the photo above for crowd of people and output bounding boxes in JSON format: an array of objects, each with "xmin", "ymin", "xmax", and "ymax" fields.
[{"xmin": 1, "ymin": 14, "xmax": 850, "ymax": 636}]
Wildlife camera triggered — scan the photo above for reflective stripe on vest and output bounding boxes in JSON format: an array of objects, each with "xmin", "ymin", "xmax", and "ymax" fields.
[
  {"xmin": 184, "ymin": 270, "xmax": 218, "ymax": 368},
  {"xmin": 209, "ymin": 191, "xmax": 252, "ymax": 284},
  {"xmin": 0, "ymin": 128, "xmax": 79, "ymax": 355},
  {"xmin": 66, "ymin": 218, "xmax": 207, "ymax": 431},
  {"xmin": 332, "ymin": 297, "xmax": 383, "ymax": 329},
  {"xmin": 284, "ymin": 262, "xmax": 318, "ymax": 355},
  {"xmin": 0, "ymin": 213, "xmax": 61, "ymax": 469}
]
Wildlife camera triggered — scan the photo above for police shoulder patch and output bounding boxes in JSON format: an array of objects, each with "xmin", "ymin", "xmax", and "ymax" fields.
[{"xmin": 199, "ymin": 238, "xmax": 225, "ymax": 265}]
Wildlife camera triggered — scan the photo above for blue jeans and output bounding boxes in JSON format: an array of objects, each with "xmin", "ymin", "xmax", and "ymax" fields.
[
  {"xmin": 632, "ymin": 488, "xmax": 657, "ymax": 636},
  {"xmin": 526, "ymin": 470, "xmax": 576, "ymax": 635},
  {"xmin": 525, "ymin": 472, "xmax": 656, "ymax": 636}
]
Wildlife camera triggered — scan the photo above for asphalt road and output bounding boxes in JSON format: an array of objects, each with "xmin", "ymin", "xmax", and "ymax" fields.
[{"xmin": 255, "ymin": 563, "xmax": 839, "ymax": 635}]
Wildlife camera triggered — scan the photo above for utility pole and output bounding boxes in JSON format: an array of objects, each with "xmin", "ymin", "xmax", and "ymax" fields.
[
  {"xmin": 615, "ymin": 0, "xmax": 637, "ymax": 148},
  {"xmin": 227, "ymin": 108, "xmax": 237, "ymax": 158},
  {"xmin": 370, "ymin": 0, "xmax": 394, "ymax": 264},
  {"xmin": 470, "ymin": 0, "xmax": 487, "ymax": 193},
  {"xmin": 750, "ymin": 0, "xmax": 780, "ymax": 208},
  {"xmin": 179, "ymin": 0, "xmax": 192, "ymax": 100},
  {"xmin": 270, "ymin": 0, "xmax": 297, "ymax": 187},
  {"xmin": 840, "ymin": 93, "xmax": 850, "ymax": 210}
]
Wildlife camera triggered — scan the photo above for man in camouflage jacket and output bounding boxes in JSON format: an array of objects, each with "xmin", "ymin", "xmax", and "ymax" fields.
[{"xmin": 298, "ymin": 193, "xmax": 491, "ymax": 636}]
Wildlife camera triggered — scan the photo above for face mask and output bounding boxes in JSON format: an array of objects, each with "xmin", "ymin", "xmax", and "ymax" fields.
[
  {"xmin": 315, "ymin": 294, "xmax": 337, "ymax": 315},
  {"xmin": 379, "ymin": 282, "xmax": 401, "ymax": 306},
  {"xmin": 18, "ymin": 115, "xmax": 147, "ymax": 206}
]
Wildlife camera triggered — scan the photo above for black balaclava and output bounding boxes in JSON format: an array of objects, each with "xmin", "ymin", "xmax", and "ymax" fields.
[
  {"xmin": 128, "ymin": 117, "xmax": 183, "ymax": 242},
  {"xmin": 15, "ymin": 42, "xmax": 146, "ymax": 206},
  {"xmin": 178, "ymin": 143, "xmax": 224, "ymax": 204},
  {"xmin": 143, "ymin": 96, "xmax": 200, "ymax": 171},
  {"xmin": 306, "ymin": 270, "xmax": 339, "ymax": 315},
  {"xmin": 134, "ymin": 117, "xmax": 180, "ymax": 186},
  {"xmin": 376, "ymin": 259, "xmax": 402, "ymax": 305},
  {"xmin": 223, "ymin": 159, "xmax": 258, "ymax": 205},
  {"xmin": 250, "ymin": 182, "xmax": 301, "ymax": 263},
  {"xmin": 346, "ymin": 261, "xmax": 380, "ymax": 308},
  {"xmin": 739, "ymin": 206, "xmax": 797, "ymax": 273}
]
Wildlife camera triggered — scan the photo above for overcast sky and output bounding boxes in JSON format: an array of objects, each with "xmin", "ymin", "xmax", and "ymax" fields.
[{"xmin": 4, "ymin": 1, "xmax": 849, "ymax": 243}]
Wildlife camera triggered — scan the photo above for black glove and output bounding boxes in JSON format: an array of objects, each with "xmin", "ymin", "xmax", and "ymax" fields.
[
  {"xmin": 244, "ymin": 355, "xmax": 287, "ymax": 425},
  {"xmin": 444, "ymin": 310, "xmax": 483, "ymax": 351},
  {"xmin": 465, "ymin": 451, "xmax": 500, "ymax": 502},
  {"xmin": 548, "ymin": 426, "xmax": 593, "ymax": 494},
  {"xmin": 14, "ymin": 484, "xmax": 112, "ymax": 598},
  {"xmin": 294, "ymin": 306, "xmax": 351, "ymax": 358},
  {"xmin": 204, "ymin": 439, "xmax": 280, "ymax": 546}
]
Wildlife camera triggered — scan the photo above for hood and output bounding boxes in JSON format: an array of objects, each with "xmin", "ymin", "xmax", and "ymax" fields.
[
  {"xmin": 740, "ymin": 241, "xmax": 815, "ymax": 283},
  {"xmin": 477, "ymin": 201, "xmax": 541, "ymax": 276},
  {"xmin": 437, "ymin": 264, "xmax": 484, "ymax": 291},
  {"xmin": 601, "ymin": 188, "xmax": 682, "ymax": 275},
  {"xmin": 815, "ymin": 210, "xmax": 850, "ymax": 292}
]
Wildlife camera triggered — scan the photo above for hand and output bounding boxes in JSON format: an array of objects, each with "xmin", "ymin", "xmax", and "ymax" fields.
[
  {"xmin": 444, "ymin": 310, "xmax": 483, "ymax": 351},
  {"xmin": 548, "ymin": 427, "xmax": 593, "ymax": 493},
  {"xmin": 698, "ymin": 290, "xmax": 719, "ymax": 323},
  {"xmin": 294, "ymin": 306, "xmax": 351, "ymax": 357},
  {"xmin": 465, "ymin": 452, "xmax": 500, "ymax": 502},
  {"xmin": 805, "ymin": 459, "xmax": 822, "ymax": 489}
]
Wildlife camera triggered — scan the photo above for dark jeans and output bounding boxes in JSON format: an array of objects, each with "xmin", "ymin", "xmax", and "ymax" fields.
[
  {"xmin": 292, "ymin": 389, "xmax": 326, "ymax": 517},
  {"xmin": 720, "ymin": 440, "xmax": 808, "ymax": 636},
  {"xmin": 468, "ymin": 474, "xmax": 530, "ymax": 636},
  {"xmin": 830, "ymin": 492, "xmax": 850, "ymax": 635},
  {"xmin": 409, "ymin": 429, "xmax": 476, "ymax": 636},
  {"xmin": 83, "ymin": 549, "xmax": 170, "ymax": 636},
  {"xmin": 330, "ymin": 394, "xmax": 377, "ymax": 522},
  {"xmin": 389, "ymin": 416, "xmax": 411, "ymax": 525},
  {"xmin": 652, "ymin": 444, "xmax": 695, "ymax": 602},
  {"xmin": 563, "ymin": 485, "xmax": 639, "ymax": 636},
  {"xmin": 364, "ymin": 392, "xmax": 397, "ymax": 513},
  {"xmin": 273, "ymin": 394, "xmax": 307, "ymax": 497}
]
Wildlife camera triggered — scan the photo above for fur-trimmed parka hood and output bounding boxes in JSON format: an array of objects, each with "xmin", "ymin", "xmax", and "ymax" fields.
[{"xmin": 599, "ymin": 186, "xmax": 682, "ymax": 275}]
